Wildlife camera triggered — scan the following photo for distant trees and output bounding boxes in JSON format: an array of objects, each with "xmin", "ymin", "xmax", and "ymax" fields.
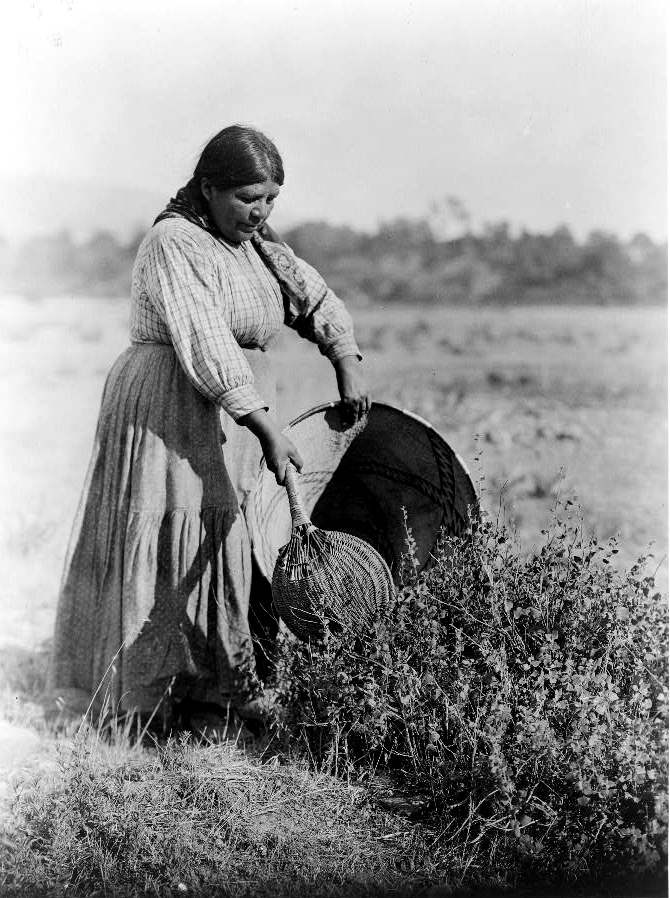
[
  {"xmin": 286, "ymin": 215, "xmax": 667, "ymax": 307},
  {"xmin": 0, "ymin": 212, "xmax": 666, "ymax": 306}
]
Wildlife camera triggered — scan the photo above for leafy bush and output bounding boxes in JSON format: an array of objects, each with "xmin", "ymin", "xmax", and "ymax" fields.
[{"xmin": 275, "ymin": 507, "xmax": 668, "ymax": 888}]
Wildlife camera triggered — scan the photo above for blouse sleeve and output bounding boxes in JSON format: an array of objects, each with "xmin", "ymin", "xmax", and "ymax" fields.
[
  {"xmin": 141, "ymin": 223, "xmax": 268, "ymax": 421},
  {"xmin": 280, "ymin": 244, "xmax": 363, "ymax": 363}
]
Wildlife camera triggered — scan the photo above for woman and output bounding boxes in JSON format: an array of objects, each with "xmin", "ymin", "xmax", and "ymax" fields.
[{"xmin": 49, "ymin": 125, "xmax": 369, "ymax": 731}]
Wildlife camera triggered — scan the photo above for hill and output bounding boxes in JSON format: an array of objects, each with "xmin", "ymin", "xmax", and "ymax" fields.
[{"xmin": 0, "ymin": 174, "xmax": 168, "ymax": 244}]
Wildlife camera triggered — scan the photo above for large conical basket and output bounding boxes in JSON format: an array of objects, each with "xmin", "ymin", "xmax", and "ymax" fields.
[
  {"xmin": 249, "ymin": 402, "xmax": 478, "ymax": 590},
  {"xmin": 272, "ymin": 463, "xmax": 395, "ymax": 641}
]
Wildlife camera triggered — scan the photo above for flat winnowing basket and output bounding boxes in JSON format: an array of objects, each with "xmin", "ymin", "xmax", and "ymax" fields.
[{"xmin": 272, "ymin": 463, "xmax": 394, "ymax": 641}]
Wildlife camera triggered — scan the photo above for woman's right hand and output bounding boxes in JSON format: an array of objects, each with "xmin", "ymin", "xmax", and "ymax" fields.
[
  {"xmin": 260, "ymin": 432, "xmax": 303, "ymax": 485},
  {"xmin": 239, "ymin": 409, "xmax": 303, "ymax": 484}
]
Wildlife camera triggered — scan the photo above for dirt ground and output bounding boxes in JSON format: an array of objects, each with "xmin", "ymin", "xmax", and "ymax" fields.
[{"xmin": 0, "ymin": 296, "xmax": 666, "ymax": 659}]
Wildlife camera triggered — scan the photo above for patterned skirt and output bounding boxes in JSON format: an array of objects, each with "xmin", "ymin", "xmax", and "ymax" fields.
[{"xmin": 49, "ymin": 342, "xmax": 275, "ymax": 717}]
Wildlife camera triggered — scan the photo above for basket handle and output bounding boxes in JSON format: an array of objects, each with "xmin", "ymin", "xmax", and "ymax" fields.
[{"xmin": 284, "ymin": 463, "xmax": 311, "ymax": 528}]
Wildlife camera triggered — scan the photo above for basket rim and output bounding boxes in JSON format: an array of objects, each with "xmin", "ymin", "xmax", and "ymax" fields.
[{"xmin": 278, "ymin": 400, "xmax": 476, "ymax": 485}]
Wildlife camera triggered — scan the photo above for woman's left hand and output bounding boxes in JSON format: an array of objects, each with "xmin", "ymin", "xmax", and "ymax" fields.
[{"xmin": 335, "ymin": 356, "xmax": 371, "ymax": 423}]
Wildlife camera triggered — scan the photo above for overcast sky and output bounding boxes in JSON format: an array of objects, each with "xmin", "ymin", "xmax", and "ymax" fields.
[{"xmin": 2, "ymin": 0, "xmax": 667, "ymax": 239}]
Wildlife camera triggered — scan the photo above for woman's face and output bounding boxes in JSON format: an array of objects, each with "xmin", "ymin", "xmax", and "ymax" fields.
[{"xmin": 201, "ymin": 178, "xmax": 281, "ymax": 243}]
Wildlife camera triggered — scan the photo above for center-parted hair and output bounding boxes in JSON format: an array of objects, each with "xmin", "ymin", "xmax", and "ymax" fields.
[{"xmin": 194, "ymin": 125, "xmax": 285, "ymax": 189}]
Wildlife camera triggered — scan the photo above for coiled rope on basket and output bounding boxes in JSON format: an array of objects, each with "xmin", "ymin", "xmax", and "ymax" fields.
[{"xmin": 272, "ymin": 462, "xmax": 395, "ymax": 641}]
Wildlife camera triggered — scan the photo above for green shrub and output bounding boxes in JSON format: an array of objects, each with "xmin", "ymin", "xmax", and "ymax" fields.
[{"xmin": 275, "ymin": 508, "xmax": 668, "ymax": 887}]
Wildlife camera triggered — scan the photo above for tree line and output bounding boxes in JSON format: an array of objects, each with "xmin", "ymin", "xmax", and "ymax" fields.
[{"xmin": 0, "ymin": 215, "xmax": 665, "ymax": 305}]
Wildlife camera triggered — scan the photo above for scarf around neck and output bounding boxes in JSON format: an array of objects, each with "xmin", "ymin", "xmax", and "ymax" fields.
[{"xmin": 154, "ymin": 179, "xmax": 327, "ymax": 319}]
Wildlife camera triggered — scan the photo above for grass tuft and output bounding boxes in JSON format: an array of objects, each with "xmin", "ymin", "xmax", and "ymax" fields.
[{"xmin": 1, "ymin": 725, "xmax": 447, "ymax": 897}]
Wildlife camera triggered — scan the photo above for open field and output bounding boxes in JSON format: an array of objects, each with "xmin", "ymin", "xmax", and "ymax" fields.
[
  {"xmin": 0, "ymin": 297, "xmax": 666, "ymax": 653},
  {"xmin": 0, "ymin": 295, "xmax": 666, "ymax": 894}
]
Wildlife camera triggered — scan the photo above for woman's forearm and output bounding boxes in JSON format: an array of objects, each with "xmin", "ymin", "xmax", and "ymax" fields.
[{"xmin": 238, "ymin": 408, "xmax": 280, "ymax": 446}]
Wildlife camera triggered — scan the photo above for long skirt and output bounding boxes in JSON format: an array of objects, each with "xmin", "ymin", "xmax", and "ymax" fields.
[{"xmin": 49, "ymin": 343, "xmax": 275, "ymax": 717}]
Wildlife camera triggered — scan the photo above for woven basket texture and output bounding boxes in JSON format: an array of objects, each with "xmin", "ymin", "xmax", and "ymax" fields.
[
  {"xmin": 272, "ymin": 518, "xmax": 395, "ymax": 640},
  {"xmin": 248, "ymin": 402, "xmax": 478, "ymax": 588}
]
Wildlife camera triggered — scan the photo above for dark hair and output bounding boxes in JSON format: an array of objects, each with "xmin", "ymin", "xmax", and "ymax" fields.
[{"xmin": 193, "ymin": 125, "xmax": 284, "ymax": 189}]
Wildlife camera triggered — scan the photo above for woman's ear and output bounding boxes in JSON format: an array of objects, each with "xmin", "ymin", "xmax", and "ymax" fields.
[{"xmin": 200, "ymin": 178, "xmax": 212, "ymax": 202}]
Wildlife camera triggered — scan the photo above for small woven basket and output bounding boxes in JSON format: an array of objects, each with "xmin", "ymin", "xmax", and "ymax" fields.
[{"xmin": 272, "ymin": 463, "xmax": 394, "ymax": 641}]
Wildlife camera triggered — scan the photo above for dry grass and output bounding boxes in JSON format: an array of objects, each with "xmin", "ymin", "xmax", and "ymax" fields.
[{"xmin": 1, "ymin": 724, "xmax": 458, "ymax": 897}]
